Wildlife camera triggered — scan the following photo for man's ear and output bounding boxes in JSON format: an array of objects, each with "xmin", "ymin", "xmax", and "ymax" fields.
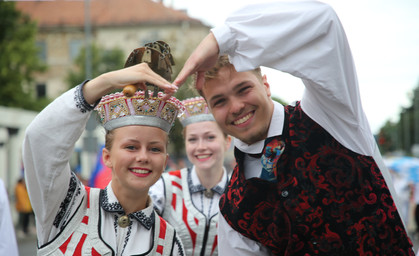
[{"xmin": 262, "ymin": 74, "xmax": 271, "ymax": 97}]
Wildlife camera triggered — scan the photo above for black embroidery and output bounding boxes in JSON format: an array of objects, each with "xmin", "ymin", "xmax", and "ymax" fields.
[
  {"xmin": 174, "ymin": 233, "xmax": 185, "ymax": 256},
  {"xmin": 53, "ymin": 172, "xmax": 82, "ymax": 229},
  {"xmin": 74, "ymin": 81, "xmax": 97, "ymax": 113},
  {"xmin": 130, "ymin": 211, "xmax": 154, "ymax": 230},
  {"xmin": 100, "ymin": 188, "xmax": 155, "ymax": 230},
  {"xmin": 120, "ymin": 224, "xmax": 132, "ymax": 256}
]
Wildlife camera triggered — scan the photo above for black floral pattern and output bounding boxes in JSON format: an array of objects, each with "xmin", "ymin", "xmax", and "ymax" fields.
[
  {"xmin": 220, "ymin": 101, "xmax": 414, "ymax": 256},
  {"xmin": 53, "ymin": 172, "xmax": 82, "ymax": 230}
]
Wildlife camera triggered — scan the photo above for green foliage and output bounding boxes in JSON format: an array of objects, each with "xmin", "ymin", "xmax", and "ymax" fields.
[
  {"xmin": 66, "ymin": 44, "xmax": 125, "ymax": 89},
  {"xmin": 378, "ymin": 120, "xmax": 399, "ymax": 154},
  {"xmin": 0, "ymin": 1, "xmax": 47, "ymax": 111}
]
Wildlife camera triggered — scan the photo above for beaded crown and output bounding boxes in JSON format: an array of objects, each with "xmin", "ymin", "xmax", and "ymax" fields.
[
  {"xmin": 95, "ymin": 91, "xmax": 184, "ymax": 132},
  {"xmin": 95, "ymin": 41, "xmax": 184, "ymax": 132},
  {"xmin": 178, "ymin": 97, "xmax": 215, "ymax": 127}
]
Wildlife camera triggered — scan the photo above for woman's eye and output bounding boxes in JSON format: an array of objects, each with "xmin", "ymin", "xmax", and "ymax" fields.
[
  {"xmin": 188, "ymin": 138, "xmax": 197, "ymax": 143},
  {"xmin": 150, "ymin": 147, "xmax": 162, "ymax": 153},
  {"xmin": 207, "ymin": 135, "xmax": 215, "ymax": 141},
  {"xmin": 125, "ymin": 145, "xmax": 136, "ymax": 150}
]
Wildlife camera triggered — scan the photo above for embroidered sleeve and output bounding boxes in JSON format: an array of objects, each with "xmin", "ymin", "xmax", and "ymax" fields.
[{"xmin": 74, "ymin": 80, "xmax": 100, "ymax": 113}]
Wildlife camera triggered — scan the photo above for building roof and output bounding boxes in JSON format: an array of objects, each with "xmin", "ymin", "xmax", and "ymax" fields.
[{"xmin": 16, "ymin": 0, "xmax": 202, "ymax": 28}]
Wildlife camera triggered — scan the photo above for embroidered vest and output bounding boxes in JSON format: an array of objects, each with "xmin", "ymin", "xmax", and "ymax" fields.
[
  {"xmin": 38, "ymin": 187, "xmax": 177, "ymax": 256},
  {"xmin": 220, "ymin": 102, "xmax": 414, "ymax": 256},
  {"xmin": 161, "ymin": 168, "xmax": 219, "ymax": 256}
]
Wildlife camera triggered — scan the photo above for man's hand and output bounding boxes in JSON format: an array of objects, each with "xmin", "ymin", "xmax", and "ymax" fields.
[{"xmin": 173, "ymin": 32, "xmax": 220, "ymax": 91}]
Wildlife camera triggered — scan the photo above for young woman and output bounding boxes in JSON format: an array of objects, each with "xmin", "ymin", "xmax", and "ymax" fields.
[
  {"xmin": 22, "ymin": 62, "xmax": 186, "ymax": 255},
  {"xmin": 149, "ymin": 97, "xmax": 231, "ymax": 256}
]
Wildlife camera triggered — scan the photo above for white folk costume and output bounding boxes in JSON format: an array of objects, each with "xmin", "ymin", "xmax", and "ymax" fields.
[
  {"xmin": 23, "ymin": 83, "xmax": 185, "ymax": 256},
  {"xmin": 150, "ymin": 97, "xmax": 227, "ymax": 256}
]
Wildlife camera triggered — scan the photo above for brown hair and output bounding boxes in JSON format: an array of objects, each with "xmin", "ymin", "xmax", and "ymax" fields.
[
  {"xmin": 199, "ymin": 55, "xmax": 263, "ymax": 96},
  {"xmin": 104, "ymin": 130, "xmax": 115, "ymax": 151}
]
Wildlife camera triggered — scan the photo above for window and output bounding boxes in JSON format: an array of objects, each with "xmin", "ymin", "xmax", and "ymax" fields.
[
  {"xmin": 36, "ymin": 41, "xmax": 47, "ymax": 62},
  {"xmin": 69, "ymin": 39, "xmax": 83, "ymax": 60},
  {"xmin": 36, "ymin": 83, "xmax": 46, "ymax": 99}
]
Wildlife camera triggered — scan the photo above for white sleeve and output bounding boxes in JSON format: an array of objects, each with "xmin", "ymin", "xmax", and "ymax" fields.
[
  {"xmin": 148, "ymin": 177, "xmax": 165, "ymax": 215},
  {"xmin": 0, "ymin": 180, "xmax": 19, "ymax": 256},
  {"xmin": 218, "ymin": 214, "xmax": 273, "ymax": 255},
  {"xmin": 23, "ymin": 87, "xmax": 90, "ymax": 244},
  {"xmin": 212, "ymin": 0, "xmax": 375, "ymax": 157}
]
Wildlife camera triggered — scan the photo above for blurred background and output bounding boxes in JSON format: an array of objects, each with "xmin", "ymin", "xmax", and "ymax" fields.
[{"xmin": 0, "ymin": 0, "xmax": 418, "ymax": 254}]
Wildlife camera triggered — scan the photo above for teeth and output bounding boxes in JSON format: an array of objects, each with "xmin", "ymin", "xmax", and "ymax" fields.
[
  {"xmin": 197, "ymin": 154, "xmax": 211, "ymax": 159},
  {"xmin": 234, "ymin": 113, "xmax": 252, "ymax": 125},
  {"xmin": 131, "ymin": 169, "xmax": 149, "ymax": 174}
]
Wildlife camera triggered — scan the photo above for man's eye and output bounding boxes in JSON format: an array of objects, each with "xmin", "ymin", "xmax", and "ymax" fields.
[
  {"xmin": 212, "ymin": 99, "xmax": 225, "ymax": 107},
  {"xmin": 238, "ymin": 86, "xmax": 251, "ymax": 94}
]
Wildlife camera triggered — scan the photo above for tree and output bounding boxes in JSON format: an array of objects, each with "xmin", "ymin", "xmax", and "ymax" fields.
[
  {"xmin": 0, "ymin": 1, "xmax": 47, "ymax": 111},
  {"xmin": 66, "ymin": 44, "xmax": 125, "ymax": 89}
]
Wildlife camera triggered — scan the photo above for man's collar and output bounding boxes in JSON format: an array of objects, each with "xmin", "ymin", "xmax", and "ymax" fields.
[{"xmin": 234, "ymin": 101, "xmax": 284, "ymax": 154}]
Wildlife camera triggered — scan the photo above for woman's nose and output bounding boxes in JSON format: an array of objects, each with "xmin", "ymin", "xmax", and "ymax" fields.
[{"xmin": 135, "ymin": 149, "xmax": 149, "ymax": 162}]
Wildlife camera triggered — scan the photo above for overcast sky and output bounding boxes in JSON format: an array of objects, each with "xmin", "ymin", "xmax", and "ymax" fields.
[{"xmin": 164, "ymin": 0, "xmax": 419, "ymax": 134}]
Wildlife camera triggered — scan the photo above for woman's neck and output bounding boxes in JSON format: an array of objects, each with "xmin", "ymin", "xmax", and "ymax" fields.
[
  {"xmin": 195, "ymin": 165, "xmax": 224, "ymax": 189},
  {"xmin": 113, "ymin": 185, "xmax": 149, "ymax": 214}
]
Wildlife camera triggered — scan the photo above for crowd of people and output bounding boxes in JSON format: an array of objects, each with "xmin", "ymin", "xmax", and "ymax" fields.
[{"xmin": 10, "ymin": 0, "xmax": 418, "ymax": 255}]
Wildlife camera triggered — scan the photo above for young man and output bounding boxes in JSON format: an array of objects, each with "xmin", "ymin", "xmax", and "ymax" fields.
[{"xmin": 173, "ymin": 0, "xmax": 414, "ymax": 255}]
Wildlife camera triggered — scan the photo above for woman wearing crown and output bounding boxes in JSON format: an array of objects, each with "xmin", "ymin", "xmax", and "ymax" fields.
[
  {"xmin": 149, "ymin": 96, "xmax": 232, "ymax": 256},
  {"xmin": 22, "ymin": 59, "xmax": 186, "ymax": 255}
]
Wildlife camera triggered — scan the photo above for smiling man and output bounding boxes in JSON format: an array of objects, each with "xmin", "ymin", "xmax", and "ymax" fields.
[{"xmin": 173, "ymin": 0, "xmax": 415, "ymax": 255}]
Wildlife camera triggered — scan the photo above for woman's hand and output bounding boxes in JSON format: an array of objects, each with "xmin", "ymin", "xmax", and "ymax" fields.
[{"xmin": 82, "ymin": 63, "xmax": 177, "ymax": 104}]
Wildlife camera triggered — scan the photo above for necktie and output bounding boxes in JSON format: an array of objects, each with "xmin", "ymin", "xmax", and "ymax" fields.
[{"xmin": 260, "ymin": 139, "xmax": 285, "ymax": 182}]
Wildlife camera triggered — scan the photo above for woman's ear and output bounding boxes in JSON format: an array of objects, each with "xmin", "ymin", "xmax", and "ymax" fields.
[{"xmin": 102, "ymin": 147, "xmax": 113, "ymax": 168}]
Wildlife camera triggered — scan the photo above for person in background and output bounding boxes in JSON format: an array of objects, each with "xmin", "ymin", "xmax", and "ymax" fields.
[
  {"xmin": 14, "ymin": 177, "xmax": 33, "ymax": 237},
  {"xmin": 0, "ymin": 178, "xmax": 19, "ymax": 256},
  {"xmin": 22, "ymin": 58, "xmax": 186, "ymax": 255},
  {"xmin": 150, "ymin": 96, "xmax": 231, "ymax": 256},
  {"xmin": 172, "ymin": 0, "xmax": 414, "ymax": 255}
]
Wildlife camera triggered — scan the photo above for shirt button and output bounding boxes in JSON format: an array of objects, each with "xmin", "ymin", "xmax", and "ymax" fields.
[{"xmin": 281, "ymin": 190, "xmax": 289, "ymax": 197}]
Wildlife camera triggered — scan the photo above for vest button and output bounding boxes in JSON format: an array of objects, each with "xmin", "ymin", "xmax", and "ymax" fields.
[{"xmin": 281, "ymin": 190, "xmax": 289, "ymax": 197}]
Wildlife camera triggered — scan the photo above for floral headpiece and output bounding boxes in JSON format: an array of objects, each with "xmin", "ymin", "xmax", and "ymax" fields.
[
  {"xmin": 95, "ymin": 90, "xmax": 184, "ymax": 132},
  {"xmin": 178, "ymin": 97, "xmax": 215, "ymax": 127}
]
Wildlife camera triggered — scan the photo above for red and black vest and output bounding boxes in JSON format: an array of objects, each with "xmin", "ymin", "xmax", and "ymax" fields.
[{"xmin": 219, "ymin": 102, "xmax": 414, "ymax": 256}]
